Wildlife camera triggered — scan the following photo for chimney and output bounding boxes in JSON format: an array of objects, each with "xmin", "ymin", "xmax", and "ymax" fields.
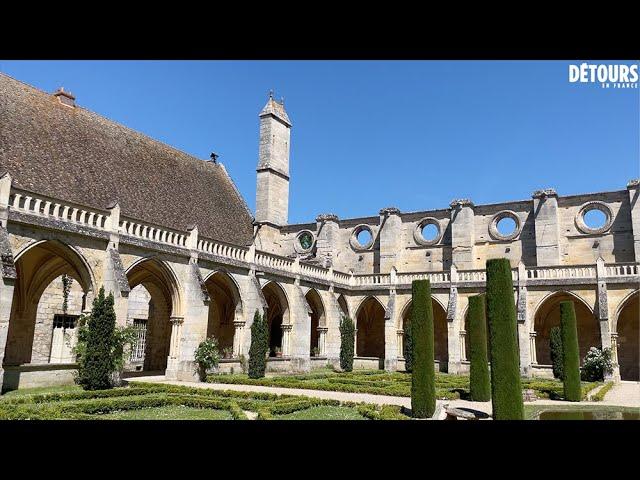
[{"xmin": 53, "ymin": 87, "xmax": 76, "ymax": 107}]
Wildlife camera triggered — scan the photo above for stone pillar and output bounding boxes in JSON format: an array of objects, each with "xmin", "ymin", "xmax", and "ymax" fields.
[
  {"xmin": 378, "ymin": 207, "xmax": 402, "ymax": 274},
  {"xmin": 317, "ymin": 326, "xmax": 328, "ymax": 356},
  {"xmin": 0, "ymin": 278, "xmax": 16, "ymax": 392},
  {"xmin": 459, "ymin": 330, "xmax": 467, "ymax": 362},
  {"xmin": 0, "ymin": 172, "xmax": 12, "ymax": 228},
  {"xmin": 354, "ymin": 328, "xmax": 358, "ymax": 357},
  {"xmin": 446, "ymin": 266, "xmax": 461, "ymax": 373},
  {"xmin": 241, "ymin": 271, "xmax": 268, "ymax": 355},
  {"xmin": 323, "ymin": 287, "xmax": 342, "ymax": 365},
  {"xmin": 529, "ymin": 332, "xmax": 538, "ymax": 365},
  {"xmin": 281, "ymin": 323, "xmax": 292, "ymax": 356},
  {"xmin": 449, "ymin": 199, "xmax": 475, "ymax": 270},
  {"xmin": 315, "ymin": 214, "xmax": 340, "ymax": 268},
  {"xmin": 610, "ymin": 332, "xmax": 621, "ymax": 381},
  {"xmin": 397, "ymin": 329, "xmax": 404, "ymax": 358},
  {"xmin": 0, "ymin": 203, "xmax": 17, "ymax": 391},
  {"xmin": 384, "ymin": 291, "xmax": 398, "ymax": 371},
  {"xmin": 627, "ymin": 179, "xmax": 640, "ymax": 261},
  {"xmin": 532, "ymin": 188, "xmax": 561, "ymax": 266},
  {"xmin": 595, "ymin": 257, "xmax": 614, "ymax": 380},
  {"xmin": 516, "ymin": 262, "xmax": 532, "ymax": 377},
  {"xmin": 233, "ymin": 321, "xmax": 245, "ymax": 357},
  {"xmin": 289, "ymin": 283, "xmax": 311, "ymax": 372},
  {"xmin": 165, "ymin": 316, "xmax": 184, "ymax": 379}
]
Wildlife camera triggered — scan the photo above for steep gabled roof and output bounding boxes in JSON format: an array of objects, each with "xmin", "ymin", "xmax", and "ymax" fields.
[{"xmin": 0, "ymin": 72, "xmax": 254, "ymax": 245}]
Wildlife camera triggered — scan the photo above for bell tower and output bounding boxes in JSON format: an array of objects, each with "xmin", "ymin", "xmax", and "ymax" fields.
[{"xmin": 255, "ymin": 92, "xmax": 292, "ymax": 227}]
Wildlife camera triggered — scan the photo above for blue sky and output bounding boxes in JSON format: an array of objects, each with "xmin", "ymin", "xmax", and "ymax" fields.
[{"xmin": 1, "ymin": 60, "xmax": 637, "ymax": 224}]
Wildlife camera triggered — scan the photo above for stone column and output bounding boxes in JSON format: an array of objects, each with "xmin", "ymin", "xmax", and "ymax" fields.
[
  {"xmin": 0, "ymin": 278, "xmax": 16, "ymax": 392},
  {"xmin": 378, "ymin": 207, "xmax": 402, "ymax": 274},
  {"xmin": 595, "ymin": 258, "xmax": 614, "ymax": 380},
  {"xmin": 397, "ymin": 329, "xmax": 404, "ymax": 358},
  {"xmin": 281, "ymin": 324, "xmax": 292, "ymax": 356},
  {"xmin": 516, "ymin": 262, "xmax": 532, "ymax": 377},
  {"xmin": 317, "ymin": 326, "xmax": 328, "ymax": 356},
  {"xmin": 459, "ymin": 330, "xmax": 467, "ymax": 362},
  {"xmin": 446, "ymin": 266, "xmax": 461, "ymax": 373},
  {"xmin": 354, "ymin": 328, "xmax": 358, "ymax": 357},
  {"xmin": 233, "ymin": 321, "xmax": 245, "ymax": 357},
  {"xmin": 449, "ymin": 199, "xmax": 475, "ymax": 270},
  {"xmin": 610, "ymin": 332, "xmax": 621, "ymax": 381},
  {"xmin": 323, "ymin": 287, "xmax": 342, "ymax": 365},
  {"xmin": 529, "ymin": 332, "xmax": 538, "ymax": 365},
  {"xmin": 532, "ymin": 188, "xmax": 561, "ymax": 266},
  {"xmin": 289, "ymin": 283, "xmax": 311, "ymax": 372},
  {"xmin": 627, "ymin": 179, "xmax": 640, "ymax": 261},
  {"xmin": 384, "ymin": 290, "xmax": 398, "ymax": 371},
  {"xmin": 0, "ymin": 194, "xmax": 17, "ymax": 391},
  {"xmin": 165, "ymin": 316, "xmax": 184, "ymax": 379}
]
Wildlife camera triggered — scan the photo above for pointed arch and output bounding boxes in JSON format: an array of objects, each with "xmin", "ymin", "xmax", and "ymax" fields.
[
  {"xmin": 533, "ymin": 290, "xmax": 600, "ymax": 366},
  {"xmin": 355, "ymin": 296, "xmax": 386, "ymax": 359},
  {"xmin": 337, "ymin": 294, "xmax": 350, "ymax": 320},
  {"xmin": 125, "ymin": 256, "xmax": 183, "ymax": 317},
  {"xmin": 204, "ymin": 270, "xmax": 242, "ymax": 352},
  {"xmin": 5, "ymin": 240, "xmax": 96, "ymax": 365},
  {"xmin": 262, "ymin": 281, "xmax": 290, "ymax": 356},
  {"xmin": 615, "ymin": 290, "xmax": 638, "ymax": 381},
  {"xmin": 399, "ymin": 296, "xmax": 449, "ymax": 372},
  {"xmin": 305, "ymin": 288, "xmax": 326, "ymax": 354}
]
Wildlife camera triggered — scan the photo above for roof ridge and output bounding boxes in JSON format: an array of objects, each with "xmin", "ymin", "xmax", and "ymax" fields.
[{"xmin": 0, "ymin": 70, "xmax": 219, "ymax": 173}]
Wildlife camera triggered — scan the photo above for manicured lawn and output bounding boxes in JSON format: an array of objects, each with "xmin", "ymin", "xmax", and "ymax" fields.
[
  {"xmin": 100, "ymin": 405, "xmax": 234, "ymax": 420},
  {"xmin": 208, "ymin": 370, "xmax": 601, "ymax": 401},
  {"xmin": 1, "ymin": 385, "xmax": 82, "ymax": 398},
  {"xmin": 276, "ymin": 406, "xmax": 366, "ymax": 420}
]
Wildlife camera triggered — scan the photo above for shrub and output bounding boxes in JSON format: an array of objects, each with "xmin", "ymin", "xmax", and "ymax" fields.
[
  {"xmin": 339, "ymin": 315, "xmax": 355, "ymax": 372},
  {"xmin": 411, "ymin": 279, "xmax": 436, "ymax": 418},
  {"xmin": 549, "ymin": 326, "xmax": 564, "ymax": 380},
  {"xmin": 560, "ymin": 301, "xmax": 581, "ymax": 402},
  {"xmin": 194, "ymin": 337, "xmax": 221, "ymax": 381},
  {"xmin": 403, "ymin": 320, "xmax": 413, "ymax": 373},
  {"xmin": 468, "ymin": 294, "xmax": 490, "ymax": 402},
  {"xmin": 485, "ymin": 258, "xmax": 524, "ymax": 420},
  {"xmin": 248, "ymin": 310, "xmax": 268, "ymax": 379},
  {"xmin": 581, "ymin": 347, "xmax": 613, "ymax": 382},
  {"xmin": 77, "ymin": 287, "xmax": 117, "ymax": 390}
]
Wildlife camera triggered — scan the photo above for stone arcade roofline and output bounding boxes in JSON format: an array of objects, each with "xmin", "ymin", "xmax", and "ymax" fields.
[
  {"xmin": 282, "ymin": 186, "xmax": 633, "ymax": 231},
  {"xmin": 4, "ymin": 184, "xmax": 639, "ymax": 291}
]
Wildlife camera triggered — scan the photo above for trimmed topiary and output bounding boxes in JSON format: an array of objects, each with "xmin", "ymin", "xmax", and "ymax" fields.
[
  {"xmin": 485, "ymin": 258, "xmax": 524, "ymax": 420},
  {"xmin": 468, "ymin": 294, "xmax": 490, "ymax": 402},
  {"xmin": 403, "ymin": 320, "xmax": 413, "ymax": 373},
  {"xmin": 248, "ymin": 310, "xmax": 268, "ymax": 379},
  {"xmin": 560, "ymin": 301, "xmax": 581, "ymax": 401},
  {"xmin": 339, "ymin": 315, "xmax": 355, "ymax": 372},
  {"xmin": 411, "ymin": 279, "xmax": 436, "ymax": 418},
  {"xmin": 78, "ymin": 286, "xmax": 117, "ymax": 391},
  {"xmin": 550, "ymin": 326, "xmax": 564, "ymax": 380}
]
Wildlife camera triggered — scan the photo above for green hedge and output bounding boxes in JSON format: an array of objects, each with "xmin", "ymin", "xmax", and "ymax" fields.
[
  {"xmin": 468, "ymin": 294, "xmax": 491, "ymax": 402},
  {"xmin": 411, "ymin": 279, "xmax": 436, "ymax": 418},
  {"xmin": 592, "ymin": 381, "xmax": 614, "ymax": 402},
  {"xmin": 486, "ymin": 258, "xmax": 524, "ymax": 420},
  {"xmin": 560, "ymin": 301, "xmax": 581, "ymax": 402}
]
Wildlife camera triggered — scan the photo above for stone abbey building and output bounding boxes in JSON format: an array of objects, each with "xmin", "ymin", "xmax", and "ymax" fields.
[{"xmin": 0, "ymin": 72, "xmax": 638, "ymax": 391}]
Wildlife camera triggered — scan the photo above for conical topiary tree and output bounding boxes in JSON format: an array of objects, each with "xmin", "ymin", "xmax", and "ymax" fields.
[
  {"xmin": 550, "ymin": 326, "xmax": 564, "ymax": 380},
  {"xmin": 78, "ymin": 286, "xmax": 116, "ymax": 390},
  {"xmin": 411, "ymin": 279, "xmax": 436, "ymax": 418},
  {"xmin": 560, "ymin": 301, "xmax": 581, "ymax": 402},
  {"xmin": 468, "ymin": 294, "xmax": 490, "ymax": 402},
  {"xmin": 486, "ymin": 258, "xmax": 524, "ymax": 420},
  {"xmin": 339, "ymin": 315, "xmax": 355, "ymax": 372},
  {"xmin": 248, "ymin": 310, "xmax": 268, "ymax": 379}
]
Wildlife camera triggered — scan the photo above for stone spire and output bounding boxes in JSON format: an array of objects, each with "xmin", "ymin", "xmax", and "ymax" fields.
[{"xmin": 259, "ymin": 92, "xmax": 292, "ymax": 128}]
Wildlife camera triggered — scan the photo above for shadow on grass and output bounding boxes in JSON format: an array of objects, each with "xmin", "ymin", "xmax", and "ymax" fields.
[{"xmin": 451, "ymin": 388, "xmax": 472, "ymax": 400}]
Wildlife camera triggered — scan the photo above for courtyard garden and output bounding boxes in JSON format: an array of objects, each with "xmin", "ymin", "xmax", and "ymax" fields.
[
  {"xmin": 0, "ymin": 381, "xmax": 409, "ymax": 420},
  {"xmin": 207, "ymin": 369, "xmax": 601, "ymax": 402}
]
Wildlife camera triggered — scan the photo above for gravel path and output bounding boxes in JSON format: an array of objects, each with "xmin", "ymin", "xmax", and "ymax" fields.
[{"xmin": 601, "ymin": 381, "xmax": 640, "ymax": 407}]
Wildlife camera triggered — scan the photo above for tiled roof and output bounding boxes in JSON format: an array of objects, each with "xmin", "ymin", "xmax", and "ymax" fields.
[{"xmin": 0, "ymin": 73, "xmax": 254, "ymax": 245}]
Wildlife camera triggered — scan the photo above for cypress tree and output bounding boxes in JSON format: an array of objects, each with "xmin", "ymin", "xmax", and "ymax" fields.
[
  {"xmin": 411, "ymin": 279, "xmax": 436, "ymax": 418},
  {"xmin": 486, "ymin": 258, "xmax": 524, "ymax": 420},
  {"xmin": 550, "ymin": 326, "xmax": 564, "ymax": 380},
  {"xmin": 403, "ymin": 320, "xmax": 413, "ymax": 373},
  {"xmin": 468, "ymin": 294, "xmax": 490, "ymax": 402},
  {"xmin": 248, "ymin": 310, "xmax": 268, "ymax": 379},
  {"xmin": 560, "ymin": 301, "xmax": 581, "ymax": 402},
  {"xmin": 79, "ymin": 286, "xmax": 116, "ymax": 390},
  {"xmin": 339, "ymin": 315, "xmax": 355, "ymax": 372}
]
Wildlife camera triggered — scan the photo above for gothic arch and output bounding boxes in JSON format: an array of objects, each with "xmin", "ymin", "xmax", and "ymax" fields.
[
  {"xmin": 305, "ymin": 288, "xmax": 326, "ymax": 355},
  {"xmin": 355, "ymin": 296, "xmax": 386, "ymax": 358},
  {"xmin": 5, "ymin": 240, "xmax": 96, "ymax": 365},
  {"xmin": 204, "ymin": 270, "xmax": 242, "ymax": 352},
  {"xmin": 125, "ymin": 256, "xmax": 183, "ymax": 318},
  {"xmin": 532, "ymin": 290, "xmax": 600, "ymax": 366},
  {"xmin": 262, "ymin": 281, "xmax": 290, "ymax": 356},
  {"xmin": 399, "ymin": 296, "xmax": 449, "ymax": 372},
  {"xmin": 614, "ymin": 290, "xmax": 639, "ymax": 381},
  {"xmin": 337, "ymin": 294, "xmax": 350, "ymax": 319}
]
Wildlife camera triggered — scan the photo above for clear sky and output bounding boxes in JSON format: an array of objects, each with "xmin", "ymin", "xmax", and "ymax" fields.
[{"xmin": 1, "ymin": 60, "xmax": 638, "ymax": 224}]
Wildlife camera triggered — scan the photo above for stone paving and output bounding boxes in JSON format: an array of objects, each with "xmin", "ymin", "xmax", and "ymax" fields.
[{"xmin": 601, "ymin": 381, "xmax": 640, "ymax": 407}]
